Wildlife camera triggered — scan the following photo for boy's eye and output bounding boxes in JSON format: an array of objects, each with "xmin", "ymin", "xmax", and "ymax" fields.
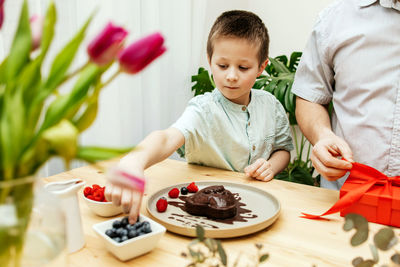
[
  {"xmin": 218, "ymin": 64, "xmax": 227, "ymax": 69},
  {"xmin": 239, "ymin": 66, "xmax": 249, "ymax": 70}
]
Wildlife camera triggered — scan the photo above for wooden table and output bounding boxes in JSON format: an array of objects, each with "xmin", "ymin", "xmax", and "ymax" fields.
[{"xmin": 44, "ymin": 159, "xmax": 399, "ymax": 267}]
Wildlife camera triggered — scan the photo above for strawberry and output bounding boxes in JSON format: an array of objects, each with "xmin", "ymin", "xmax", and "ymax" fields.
[
  {"xmin": 187, "ymin": 182, "xmax": 198, "ymax": 193},
  {"xmin": 168, "ymin": 188, "xmax": 180, "ymax": 198},
  {"xmin": 156, "ymin": 197, "xmax": 168, "ymax": 212},
  {"xmin": 83, "ymin": 187, "xmax": 92, "ymax": 197}
]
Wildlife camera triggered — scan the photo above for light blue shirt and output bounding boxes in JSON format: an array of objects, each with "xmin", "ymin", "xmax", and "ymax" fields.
[
  {"xmin": 292, "ymin": 0, "xmax": 400, "ymax": 189},
  {"xmin": 172, "ymin": 88, "xmax": 293, "ymax": 172}
]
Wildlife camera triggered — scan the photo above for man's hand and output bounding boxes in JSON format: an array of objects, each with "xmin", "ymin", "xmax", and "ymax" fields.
[
  {"xmin": 311, "ymin": 135, "xmax": 354, "ymax": 181},
  {"xmin": 244, "ymin": 158, "xmax": 274, "ymax": 182}
]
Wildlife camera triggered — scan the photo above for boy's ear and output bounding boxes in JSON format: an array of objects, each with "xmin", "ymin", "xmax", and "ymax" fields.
[
  {"xmin": 257, "ymin": 58, "xmax": 269, "ymax": 76},
  {"xmin": 207, "ymin": 55, "xmax": 211, "ymax": 65}
]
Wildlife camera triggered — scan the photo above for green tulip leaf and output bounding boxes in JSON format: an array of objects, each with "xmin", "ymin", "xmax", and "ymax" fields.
[
  {"xmin": 39, "ymin": 11, "xmax": 94, "ymax": 103},
  {"xmin": 6, "ymin": 0, "xmax": 32, "ymax": 83},
  {"xmin": 76, "ymin": 146, "xmax": 133, "ymax": 163},
  {"xmin": 39, "ymin": 1, "xmax": 56, "ymax": 61},
  {"xmin": 373, "ymin": 227, "xmax": 397, "ymax": 251}
]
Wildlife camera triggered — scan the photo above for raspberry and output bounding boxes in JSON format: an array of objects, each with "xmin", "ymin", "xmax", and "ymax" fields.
[
  {"xmin": 92, "ymin": 184, "xmax": 101, "ymax": 190},
  {"xmin": 156, "ymin": 197, "xmax": 168, "ymax": 212},
  {"xmin": 83, "ymin": 187, "xmax": 92, "ymax": 197},
  {"xmin": 187, "ymin": 182, "xmax": 198, "ymax": 193},
  {"xmin": 168, "ymin": 188, "xmax": 179, "ymax": 198}
]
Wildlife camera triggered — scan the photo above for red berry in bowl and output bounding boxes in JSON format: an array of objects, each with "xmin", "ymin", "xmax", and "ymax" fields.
[
  {"xmin": 156, "ymin": 197, "xmax": 168, "ymax": 212},
  {"xmin": 168, "ymin": 188, "xmax": 179, "ymax": 198}
]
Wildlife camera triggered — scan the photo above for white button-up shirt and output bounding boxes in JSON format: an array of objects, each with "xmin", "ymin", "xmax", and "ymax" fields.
[{"xmin": 292, "ymin": 0, "xmax": 400, "ymax": 189}]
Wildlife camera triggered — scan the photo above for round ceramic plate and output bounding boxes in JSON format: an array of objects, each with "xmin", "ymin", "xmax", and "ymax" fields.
[{"xmin": 146, "ymin": 181, "xmax": 280, "ymax": 238}]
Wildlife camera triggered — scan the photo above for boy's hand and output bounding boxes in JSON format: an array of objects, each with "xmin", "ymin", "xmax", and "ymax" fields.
[
  {"xmin": 244, "ymin": 158, "xmax": 274, "ymax": 182},
  {"xmin": 105, "ymin": 167, "xmax": 145, "ymax": 224}
]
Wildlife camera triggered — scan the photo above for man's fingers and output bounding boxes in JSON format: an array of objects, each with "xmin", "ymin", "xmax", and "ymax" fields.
[
  {"xmin": 104, "ymin": 182, "xmax": 113, "ymax": 202},
  {"xmin": 311, "ymin": 153, "xmax": 349, "ymax": 181},
  {"xmin": 313, "ymin": 145, "xmax": 352, "ymax": 170}
]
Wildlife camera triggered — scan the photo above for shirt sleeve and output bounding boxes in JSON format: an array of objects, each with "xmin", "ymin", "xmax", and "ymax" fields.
[
  {"xmin": 273, "ymin": 99, "xmax": 294, "ymax": 152},
  {"xmin": 171, "ymin": 97, "xmax": 208, "ymax": 158},
  {"xmin": 291, "ymin": 16, "xmax": 334, "ymax": 105}
]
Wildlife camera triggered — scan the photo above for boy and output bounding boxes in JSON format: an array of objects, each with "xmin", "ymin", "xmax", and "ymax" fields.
[{"xmin": 106, "ymin": 10, "xmax": 293, "ymax": 223}]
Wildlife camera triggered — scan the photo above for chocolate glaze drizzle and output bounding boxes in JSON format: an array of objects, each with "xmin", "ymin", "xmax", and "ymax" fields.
[{"xmin": 167, "ymin": 193, "xmax": 257, "ymax": 229}]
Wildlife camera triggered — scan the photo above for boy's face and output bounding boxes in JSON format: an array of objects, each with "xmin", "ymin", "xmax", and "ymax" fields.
[{"xmin": 208, "ymin": 37, "xmax": 268, "ymax": 106}]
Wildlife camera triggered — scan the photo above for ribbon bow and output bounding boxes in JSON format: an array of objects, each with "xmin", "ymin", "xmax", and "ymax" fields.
[{"xmin": 301, "ymin": 162, "xmax": 400, "ymax": 220}]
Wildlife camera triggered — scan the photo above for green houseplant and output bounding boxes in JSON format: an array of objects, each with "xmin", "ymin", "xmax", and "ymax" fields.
[
  {"xmin": 191, "ymin": 52, "xmax": 319, "ymax": 186},
  {"xmin": 0, "ymin": 0, "xmax": 166, "ymax": 266}
]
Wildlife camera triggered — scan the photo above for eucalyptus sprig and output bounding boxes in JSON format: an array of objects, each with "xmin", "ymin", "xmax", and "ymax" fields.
[
  {"xmin": 343, "ymin": 213, "xmax": 400, "ymax": 267},
  {"xmin": 182, "ymin": 225, "xmax": 269, "ymax": 267}
]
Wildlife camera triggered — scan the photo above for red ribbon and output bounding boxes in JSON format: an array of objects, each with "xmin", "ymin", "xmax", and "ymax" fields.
[{"xmin": 301, "ymin": 162, "xmax": 400, "ymax": 220}]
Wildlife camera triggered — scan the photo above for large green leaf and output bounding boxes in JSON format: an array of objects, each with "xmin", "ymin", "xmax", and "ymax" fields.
[{"xmin": 191, "ymin": 67, "xmax": 215, "ymax": 96}]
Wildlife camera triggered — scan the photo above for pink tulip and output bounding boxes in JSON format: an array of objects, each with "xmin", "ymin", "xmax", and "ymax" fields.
[
  {"xmin": 30, "ymin": 15, "xmax": 43, "ymax": 50},
  {"xmin": 0, "ymin": 0, "xmax": 5, "ymax": 30},
  {"xmin": 87, "ymin": 22, "xmax": 128, "ymax": 66},
  {"xmin": 118, "ymin": 32, "xmax": 166, "ymax": 74}
]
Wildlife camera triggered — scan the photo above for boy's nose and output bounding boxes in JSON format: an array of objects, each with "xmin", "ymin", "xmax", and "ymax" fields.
[{"xmin": 226, "ymin": 68, "xmax": 238, "ymax": 82}]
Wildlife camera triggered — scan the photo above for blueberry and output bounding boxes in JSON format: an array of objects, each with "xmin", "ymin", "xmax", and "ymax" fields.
[
  {"xmin": 121, "ymin": 235, "xmax": 129, "ymax": 242},
  {"xmin": 113, "ymin": 237, "xmax": 121, "ymax": 243},
  {"xmin": 121, "ymin": 217, "xmax": 129, "ymax": 227},
  {"xmin": 128, "ymin": 229, "xmax": 138, "ymax": 239},
  {"xmin": 105, "ymin": 228, "xmax": 117, "ymax": 238},
  {"xmin": 180, "ymin": 187, "xmax": 188, "ymax": 195},
  {"xmin": 112, "ymin": 220, "xmax": 122, "ymax": 229},
  {"xmin": 126, "ymin": 224, "xmax": 135, "ymax": 231},
  {"xmin": 135, "ymin": 221, "xmax": 144, "ymax": 229},
  {"xmin": 116, "ymin": 228, "xmax": 128, "ymax": 237},
  {"xmin": 143, "ymin": 223, "xmax": 152, "ymax": 233}
]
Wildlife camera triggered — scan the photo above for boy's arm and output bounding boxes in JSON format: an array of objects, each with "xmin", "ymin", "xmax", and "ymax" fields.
[
  {"xmin": 105, "ymin": 127, "xmax": 184, "ymax": 223},
  {"xmin": 244, "ymin": 150, "xmax": 290, "ymax": 182},
  {"xmin": 118, "ymin": 127, "xmax": 185, "ymax": 173}
]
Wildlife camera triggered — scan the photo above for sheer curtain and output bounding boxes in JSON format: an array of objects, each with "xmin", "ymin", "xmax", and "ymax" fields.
[{"xmin": 0, "ymin": 0, "xmax": 334, "ymax": 177}]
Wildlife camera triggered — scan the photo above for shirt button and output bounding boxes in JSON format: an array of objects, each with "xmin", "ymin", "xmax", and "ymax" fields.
[
  {"xmin": 252, "ymin": 145, "xmax": 256, "ymax": 151},
  {"xmin": 241, "ymin": 106, "xmax": 246, "ymax": 111},
  {"xmin": 248, "ymin": 122, "xmax": 251, "ymax": 126}
]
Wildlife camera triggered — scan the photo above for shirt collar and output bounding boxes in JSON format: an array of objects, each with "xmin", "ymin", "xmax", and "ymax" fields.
[
  {"xmin": 359, "ymin": 0, "xmax": 400, "ymax": 11},
  {"xmin": 213, "ymin": 88, "xmax": 249, "ymax": 113}
]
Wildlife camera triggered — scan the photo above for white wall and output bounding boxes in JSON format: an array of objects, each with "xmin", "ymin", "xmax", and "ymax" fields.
[{"xmin": 1, "ymin": 0, "xmax": 335, "ymax": 176}]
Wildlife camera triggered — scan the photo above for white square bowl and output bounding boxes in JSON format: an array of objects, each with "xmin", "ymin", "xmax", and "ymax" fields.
[{"xmin": 92, "ymin": 214, "xmax": 166, "ymax": 261}]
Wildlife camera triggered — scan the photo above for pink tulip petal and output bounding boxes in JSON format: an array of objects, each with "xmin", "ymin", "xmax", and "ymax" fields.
[
  {"xmin": 118, "ymin": 32, "xmax": 166, "ymax": 74},
  {"xmin": 87, "ymin": 22, "xmax": 128, "ymax": 66}
]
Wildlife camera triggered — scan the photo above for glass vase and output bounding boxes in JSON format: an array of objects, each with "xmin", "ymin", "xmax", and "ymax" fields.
[{"xmin": 0, "ymin": 176, "xmax": 66, "ymax": 267}]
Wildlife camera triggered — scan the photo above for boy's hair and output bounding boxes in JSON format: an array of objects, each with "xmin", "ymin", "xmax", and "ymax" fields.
[{"xmin": 207, "ymin": 10, "xmax": 269, "ymax": 66}]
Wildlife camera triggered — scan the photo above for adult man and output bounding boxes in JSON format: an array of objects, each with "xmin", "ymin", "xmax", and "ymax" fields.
[{"xmin": 292, "ymin": 0, "xmax": 400, "ymax": 189}]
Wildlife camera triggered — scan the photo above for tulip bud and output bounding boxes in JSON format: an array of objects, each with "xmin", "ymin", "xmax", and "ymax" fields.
[
  {"xmin": 0, "ymin": 0, "xmax": 5, "ymax": 30},
  {"xmin": 30, "ymin": 15, "xmax": 43, "ymax": 50},
  {"xmin": 118, "ymin": 32, "xmax": 166, "ymax": 74},
  {"xmin": 42, "ymin": 119, "xmax": 79, "ymax": 166},
  {"xmin": 87, "ymin": 22, "xmax": 128, "ymax": 66}
]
